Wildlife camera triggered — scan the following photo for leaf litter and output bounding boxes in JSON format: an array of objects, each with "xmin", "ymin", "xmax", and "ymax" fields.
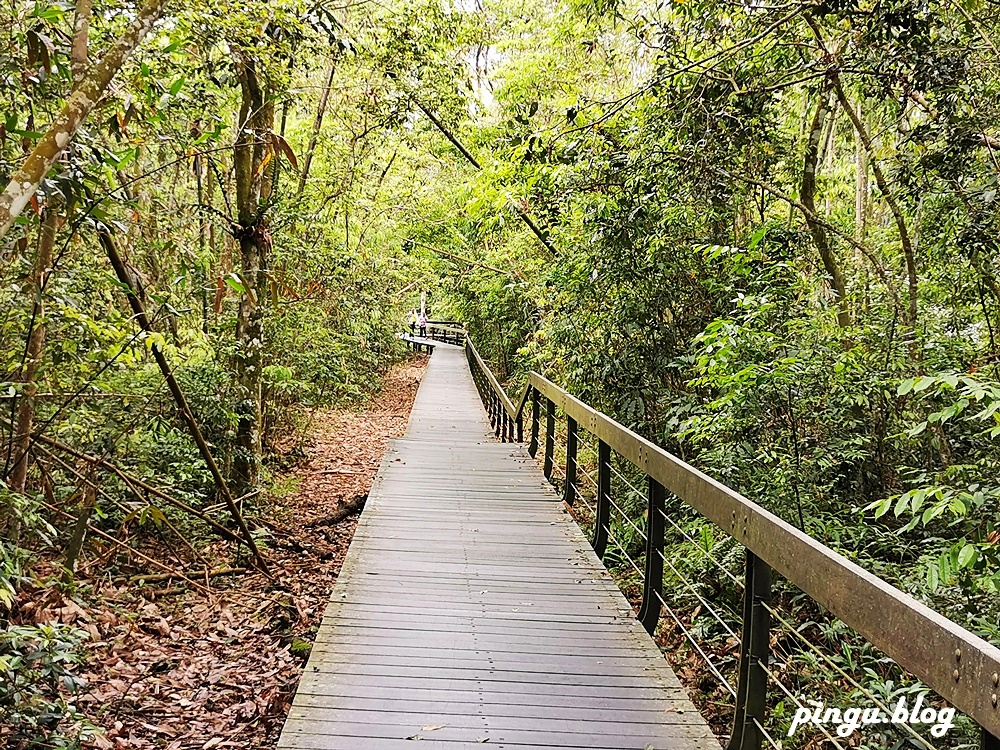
[{"xmin": 12, "ymin": 357, "xmax": 427, "ymax": 749}]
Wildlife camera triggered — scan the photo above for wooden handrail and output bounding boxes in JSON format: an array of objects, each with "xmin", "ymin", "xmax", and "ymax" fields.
[
  {"xmin": 465, "ymin": 337, "xmax": 517, "ymax": 414},
  {"xmin": 461, "ymin": 333, "xmax": 1000, "ymax": 747},
  {"xmin": 427, "ymin": 322, "xmax": 467, "ymax": 336}
]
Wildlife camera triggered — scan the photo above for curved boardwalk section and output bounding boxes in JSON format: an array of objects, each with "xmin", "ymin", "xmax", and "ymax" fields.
[{"xmin": 278, "ymin": 344, "xmax": 717, "ymax": 750}]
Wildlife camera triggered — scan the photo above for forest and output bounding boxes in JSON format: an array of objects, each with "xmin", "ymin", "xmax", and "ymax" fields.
[{"xmin": 2, "ymin": 0, "xmax": 999, "ymax": 746}]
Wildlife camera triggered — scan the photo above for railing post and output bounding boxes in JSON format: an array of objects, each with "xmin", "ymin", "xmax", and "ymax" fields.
[
  {"xmin": 494, "ymin": 395, "xmax": 503, "ymax": 437},
  {"xmin": 637, "ymin": 477, "xmax": 665, "ymax": 635},
  {"xmin": 592, "ymin": 439, "xmax": 611, "ymax": 557},
  {"xmin": 516, "ymin": 411, "xmax": 523, "ymax": 443},
  {"xmin": 984, "ymin": 730, "xmax": 1000, "ymax": 750},
  {"xmin": 728, "ymin": 550, "xmax": 772, "ymax": 750},
  {"xmin": 563, "ymin": 416, "xmax": 578, "ymax": 505},
  {"xmin": 543, "ymin": 398, "xmax": 555, "ymax": 481},
  {"xmin": 528, "ymin": 389, "xmax": 540, "ymax": 457}
]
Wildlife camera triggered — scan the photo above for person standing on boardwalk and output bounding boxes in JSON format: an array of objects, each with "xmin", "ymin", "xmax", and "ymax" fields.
[
  {"xmin": 418, "ymin": 311, "xmax": 428, "ymax": 337},
  {"xmin": 409, "ymin": 309, "xmax": 418, "ymax": 334}
]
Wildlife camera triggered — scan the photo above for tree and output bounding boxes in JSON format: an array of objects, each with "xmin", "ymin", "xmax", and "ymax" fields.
[
  {"xmin": 231, "ymin": 53, "xmax": 275, "ymax": 495},
  {"xmin": 0, "ymin": 0, "xmax": 169, "ymax": 242}
]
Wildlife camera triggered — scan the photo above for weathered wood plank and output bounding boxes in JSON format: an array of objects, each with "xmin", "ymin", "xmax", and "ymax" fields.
[{"xmin": 277, "ymin": 345, "xmax": 718, "ymax": 750}]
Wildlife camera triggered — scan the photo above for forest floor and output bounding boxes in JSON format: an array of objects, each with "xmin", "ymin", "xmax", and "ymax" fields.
[{"xmin": 18, "ymin": 355, "xmax": 427, "ymax": 749}]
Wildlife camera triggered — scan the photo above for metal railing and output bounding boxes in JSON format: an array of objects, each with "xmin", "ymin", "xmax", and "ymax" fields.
[
  {"xmin": 400, "ymin": 321, "xmax": 467, "ymax": 351},
  {"xmin": 463, "ymin": 334, "xmax": 1000, "ymax": 750},
  {"xmin": 425, "ymin": 322, "xmax": 467, "ymax": 344}
]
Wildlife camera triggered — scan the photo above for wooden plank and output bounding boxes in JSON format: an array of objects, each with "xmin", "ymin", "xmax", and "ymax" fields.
[
  {"xmin": 312, "ymin": 628, "xmax": 651, "ymax": 649},
  {"xmin": 285, "ymin": 708, "xmax": 711, "ymax": 735},
  {"xmin": 302, "ymin": 664, "xmax": 675, "ymax": 688},
  {"xmin": 277, "ymin": 346, "xmax": 718, "ymax": 750},
  {"xmin": 290, "ymin": 698, "xmax": 700, "ymax": 726},
  {"xmin": 280, "ymin": 720, "xmax": 715, "ymax": 747},
  {"xmin": 295, "ymin": 674, "xmax": 685, "ymax": 700},
  {"xmin": 299, "ymin": 652, "xmax": 669, "ymax": 675},
  {"xmin": 291, "ymin": 690, "xmax": 692, "ymax": 713}
]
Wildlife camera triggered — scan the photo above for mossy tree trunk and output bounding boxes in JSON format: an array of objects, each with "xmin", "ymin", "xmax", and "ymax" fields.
[{"xmin": 231, "ymin": 55, "xmax": 275, "ymax": 497}]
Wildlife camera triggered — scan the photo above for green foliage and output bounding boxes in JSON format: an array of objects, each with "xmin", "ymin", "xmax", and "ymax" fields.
[
  {"xmin": 0, "ymin": 482, "xmax": 56, "ymax": 611},
  {"xmin": 3, "ymin": 0, "xmax": 1000, "ymax": 739},
  {"xmin": 0, "ymin": 623, "xmax": 98, "ymax": 748}
]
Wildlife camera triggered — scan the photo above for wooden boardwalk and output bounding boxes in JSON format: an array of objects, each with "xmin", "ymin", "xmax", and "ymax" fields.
[{"xmin": 278, "ymin": 344, "xmax": 717, "ymax": 750}]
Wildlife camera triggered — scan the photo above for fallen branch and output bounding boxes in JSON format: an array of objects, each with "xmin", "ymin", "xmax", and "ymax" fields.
[
  {"xmin": 37, "ymin": 498, "xmax": 213, "ymax": 597},
  {"xmin": 100, "ymin": 230, "xmax": 270, "ymax": 575},
  {"xmin": 115, "ymin": 567, "xmax": 246, "ymax": 585},
  {"xmin": 142, "ymin": 586, "xmax": 187, "ymax": 597},
  {"xmin": 410, "ymin": 97, "xmax": 558, "ymax": 258},
  {"xmin": 13, "ymin": 426, "xmax": 245, "ymax": 545},
  {"xmin": 33, "ymin": 443, "xmax": 209, "ymax": 569},
  {"xmin": 409, "ymin": 239, "xmax": 521, "ymax": 279},
  {"xmin": 308, "ymin": 493, "xmax": 367, "ymax": 527}
]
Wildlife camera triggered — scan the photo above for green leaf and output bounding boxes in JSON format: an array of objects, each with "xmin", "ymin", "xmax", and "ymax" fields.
[
  {"xmin": 224, "ymin": 273, "xmax": 245, "ymax": 293},
  {"xmin": 747, "ymin": 225, "xmax": 768, "ymax": 250},
  {"xmin": 913, "ymin": 376, "xmax": 937, "ymax": 392},
  {"xmin": 866, "ymin": 497, "xmax": 892, "ymax": 518},
  {"xmin": 938, "ymin": 553, "xmax": 951, "ymax": 583},
  {"xmin": 948, "ymin": 496, "xmax": 967, "ymax": 516},
  {"xmin": 898, "ymin": 378, "xmax": 915, "ymax": 395},
  {"xmin": 957, "ymin": 543, "xmax": 977, "ymax": 569},
  {"xmin": 169, "ymin": 76, "xmax": 185, "ymax": 96},
  {"xmin": 926, "ymin": 563, "xmax": 940, "ymax": 592}
]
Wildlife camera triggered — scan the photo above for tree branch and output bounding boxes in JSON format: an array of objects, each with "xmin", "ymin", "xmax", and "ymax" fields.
[{"xmin": 0, "ymin": 0, "xmax": 169, "ymax": 242}]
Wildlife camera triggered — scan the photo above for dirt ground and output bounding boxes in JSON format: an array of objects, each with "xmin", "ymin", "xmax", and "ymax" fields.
[{"xmin": 14, "ymin": 356, "xmax": 427, "ymax": 749}]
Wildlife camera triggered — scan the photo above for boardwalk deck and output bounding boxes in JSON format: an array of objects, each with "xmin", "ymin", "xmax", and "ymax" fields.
[{"xmin": 278, "ymin": 345, "xmax": 718, "ymax": 750}]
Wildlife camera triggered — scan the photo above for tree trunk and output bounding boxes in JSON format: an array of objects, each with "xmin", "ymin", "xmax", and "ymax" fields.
[
  {"xmin": 63, "ymin": 470, "xmax": 98, "ymax": 582},
  {"xmin": 9, "ymin": 208, "xmax": 58, "ymax": 505},
  {"xmin": 821, "ymin": 100, "xmax": 838, "ymax": 217},
  {"xmin": 0, "ymin": 0, "xmax": 168, "ymax": 242},
  {"xmin": 195, "ymin": 151, "xmax": 211, "ymax": 334},
  {"xmin": 71, "ymin": 0, "xmax": 93, "ymax": 84},
  {"xmin": 832, "ymin": 77, "xmax": 919, "ymax": 353},
  {"xmin": 800, "ymin": 87, "xmax": 851, "ymax": 328},
  {"xmin": 855, "ymin": 115, "xmax": 869, "ymax": 244},
  {"xmin": 297, "ymin": 61, "xmax": 337, "ymax": 195},
  {"xmin": 232, "ymin": 56, "xmax": 275, "ymax": 497}
]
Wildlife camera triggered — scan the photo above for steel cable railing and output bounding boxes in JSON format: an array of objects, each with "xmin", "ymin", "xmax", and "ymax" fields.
[{"xmin": 548, "ymin": 405, "xmax": 942, "ymax": 750}]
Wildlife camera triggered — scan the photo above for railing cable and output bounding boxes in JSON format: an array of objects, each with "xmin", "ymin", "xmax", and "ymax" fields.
[
  {"xmin": 657, "ymin": 507, "xmax": 743, "ymax": 587},
  {"xmin": 655, "ymin": 548, "xmax": 740, "ymax": 640},
  {"xmin": 653, "ymin": 587, "xmax": 738, "ymax": 698}
]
